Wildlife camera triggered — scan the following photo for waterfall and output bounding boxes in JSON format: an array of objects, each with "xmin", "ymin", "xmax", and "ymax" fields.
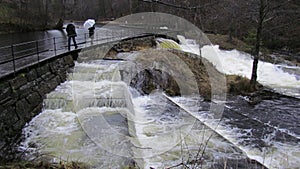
[
  {"xmin": 20, "ymin": 51, "xmax": 257, "ymax": 168},
  {"xmin": 158, "ymin": 36, "xmax": 300, "ymax": 98},
  {"xmin": 19, "ymin": 36, "xmax": 300, "ymax": 168},
  {"xmin": 200, "ymin": 45, "xmax": 300, "ymax": 98},
  {"xmin": 20, "ymin": 60, "xmax": 135, "ymax": 168}
]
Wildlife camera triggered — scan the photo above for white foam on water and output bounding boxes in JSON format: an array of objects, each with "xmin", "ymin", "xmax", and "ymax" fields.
[
  {"xmin": 130, "ymin": 93, "xmax": 252, "ymax": 168},
  {"xmin": 175, "ymin": 35, "xmax": 300, "ymax": 97},
  {"xmin": 177, "ymin": 35, "xmax": 200, "ymax": 55},
  {"xmin": 20, "ymin": 36, "xmax": 299, "ymax": 168},
  {"xmin": 170, "ymin": 96, "xmax": 300, "ymax": 169},
  {"xmin": 130, "ymin": 95, "xmax": 186, "ymax": 168},
  {"xmin": 20, "ymin": 110, "xmax": 79, "ymax": 151},
  {"xmin": 201, "ymin": 45, "xmax": 300, "ymax": 97},
  {"xmin": 19, "ymin": 61, "xmax": 133, "ymax": 168},
  {"xmin": 20, "ymin": 107, "xmax": 132, "ymax": 168}
]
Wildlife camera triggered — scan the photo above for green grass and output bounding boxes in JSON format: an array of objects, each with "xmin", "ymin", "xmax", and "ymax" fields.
[{"xmin": 159, "ymin": 40, "xmax": 182, "ymax": 50}]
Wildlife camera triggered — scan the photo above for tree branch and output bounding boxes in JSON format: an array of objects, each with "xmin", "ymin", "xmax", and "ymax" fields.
[
  {"xmin": 138, "ymin": 0, "xmax": 217, "ymax": 10},
  {"xmin": 263, "ymin": 16, "xmax": 274, "ymax": 23}
]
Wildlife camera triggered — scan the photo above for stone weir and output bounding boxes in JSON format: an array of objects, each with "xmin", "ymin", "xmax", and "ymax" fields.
[{"xmin": 0, "ymin": 34, "xmax": 166, "ymax": 161}]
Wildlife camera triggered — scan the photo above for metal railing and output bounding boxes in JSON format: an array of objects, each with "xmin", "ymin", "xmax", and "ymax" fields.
[
  {"xmin": 0, "ymin": 30, "xmax": 140, "ymax": 77},
  {"xmin": 0, "ymin": 27, "xmax": 181, "ymax": 77}
]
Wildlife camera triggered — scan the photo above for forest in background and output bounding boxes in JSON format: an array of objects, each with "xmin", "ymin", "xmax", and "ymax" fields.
[{"xmin": 0, "ymin": 0, "xmax": 299, "ymax": 53}]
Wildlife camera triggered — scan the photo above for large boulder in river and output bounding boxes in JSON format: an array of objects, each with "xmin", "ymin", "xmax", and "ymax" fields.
[{"xmin": 130, "ymin": 68, "xmax": 181, "ymax": 96}]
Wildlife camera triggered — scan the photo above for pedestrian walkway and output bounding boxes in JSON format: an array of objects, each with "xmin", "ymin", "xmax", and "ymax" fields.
[
  {"xmin": 0, "ymin": 27, "xmax": 140, "ymax": 79},
  {"xmin": 0, "ymin": 25, "xmax": 180, "ymax": 79}
]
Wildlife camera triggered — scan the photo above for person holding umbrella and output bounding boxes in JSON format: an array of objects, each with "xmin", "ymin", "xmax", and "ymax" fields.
[
  {"xmin": 84, "ymin": 19, "xmax": 96, "ymax": 44},
  {"xmin": 66, "ymin": 21, "xmax": 78, "ymax": 51},
  {"xmin": 88, "ymin": 25, "xmax": 95, "ymax": 38},
  {"xmin": 88, "ymin": 24, "xmax": 95, "ymax": 45}
]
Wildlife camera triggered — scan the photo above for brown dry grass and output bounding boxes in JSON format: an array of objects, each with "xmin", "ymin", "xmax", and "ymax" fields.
[
  {"xmin": 0, "ymin": 160, "xmax": 89, "ymax": 169},
  {"xmin": 105, "ymin": 37, "xmax": 262, "ymax": 99},
  {"xmin": 206, "ymin": 33, "xmax": 251, "ymax": 53}
]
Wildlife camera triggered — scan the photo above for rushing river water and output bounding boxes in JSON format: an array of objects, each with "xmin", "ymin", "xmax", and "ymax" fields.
[
  {"xmin": 14, "ymin": 30, "xmax": 300, "ymax": 168},
  {"xmin": 18, "ymin": 58, "xmax": 260, "ymax": 168},
  {"xmin": 19, "ymin": 48, "xmax": 300, "ymax": 169},
  {"xmin": 201, "ymin": 45, "xmax": 300, "ymax": 99}
]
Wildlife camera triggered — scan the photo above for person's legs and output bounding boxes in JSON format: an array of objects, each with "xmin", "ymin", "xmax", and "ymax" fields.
[
  {"xmin": 68, "ymin": 36, "xmax": 71, "ymax": 51},
  {"xmin": 72, "ymin": 36, "xmax": 78, "ymax": 49},
  {"xmin": 90, "ymin": 35, "xmax": 94, "ymax": 45}
]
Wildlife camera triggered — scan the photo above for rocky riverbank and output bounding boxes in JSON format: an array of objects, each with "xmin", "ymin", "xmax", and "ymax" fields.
[{"xmin": 105, "ymin": 35, "xmax": 263, "ymax": 100}]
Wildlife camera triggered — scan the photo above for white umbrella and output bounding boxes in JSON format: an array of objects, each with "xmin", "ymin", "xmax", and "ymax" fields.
[{"xmin": 83, "ymin": 19, "xmax": 95, "ymax": 29}]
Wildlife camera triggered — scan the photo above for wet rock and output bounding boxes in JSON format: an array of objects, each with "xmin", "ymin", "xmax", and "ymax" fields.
[
  {"xmin": 64, "ymin": 54, "xmax": 75, "ymax": 66},
  {"xmin": 16, "ymin": 99, "xmax": 31, "ymax": 121},
  {"xmin": 26, "ymin": 69, "xmax": 38, "ymax": 82},
  {"xmin": 130, "ymin": 68, "xmax": 180, "ymax": 96},
  {"xmin": 47, "ymin": 76, "xmax": 60, "ymax": 91},
  {"xmin": 26, "ymin": 92, "xmax": 41, "ymax": 108},
  {"xmin": 0, "ymin": 84, "xmax": 12, "ymax": 104},
  {"xmin": 36, "ymin": 64, "xmax": 50, "ymax": 77},
  {"xmin": 9, "ymin": 74, "xmax": 27, "ymax": 90},
  {"xmin": 211, "ymin": 158, "xmax": 267, "ymax": 169}
]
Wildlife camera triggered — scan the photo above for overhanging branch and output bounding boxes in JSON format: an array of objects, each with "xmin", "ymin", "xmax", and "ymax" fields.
[{"xmin": 138, "ymin": 0, "xmax": 217, "ymax": 10}]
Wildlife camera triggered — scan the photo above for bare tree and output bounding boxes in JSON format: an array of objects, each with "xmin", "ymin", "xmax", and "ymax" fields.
[
  {"xmin": 250, "ymin": 0, "xmax": 293, "ymax": 86},
  {"xmin": 250, "ymin": 0, "xmax": 267, "ymax": 86}
]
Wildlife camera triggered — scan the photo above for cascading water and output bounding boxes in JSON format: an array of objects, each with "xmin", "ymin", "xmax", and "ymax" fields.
[
  {"xmin": 173, "ymin": 37, "xmax": 300, "ymax": 168},
  {"xmin": 174, "ymin": 35, "xmax": 300, "ymax": 98},
  {"xmin": 130, "ymin": 92, "xmax": 263, "ymax": 169},
  {"xmin": 20, "ymin": 60, "xmax": 135, "ymax": 168},
  {"xmin": 19, "ymin": 35, "xmax": 300, "ymax": 168},
  {"xmin": 201, "ymin": 45, "xmax": 300, "ymax": 98},
  {"xmin": 20, "ymin": 50, "xmax": 263, "ymax": 168},
  {"xmin": 169, "ymin": 95, "xmax": 300, "ymax": 169}
]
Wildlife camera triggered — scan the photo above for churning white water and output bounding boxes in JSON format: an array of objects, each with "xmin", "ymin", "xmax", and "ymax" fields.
[
  {"xmin": 20, "ymin": 36, "xmax": 300, "ymax": 168},
  {"xmin": 19, "ymin": 60, "xmax": 134, "ymax": 168},
  {"xmin": 175, "ymin": 35, "xmax": 300, "ymax": 98},
  {"xmin": 169, "ymin": 96, "xmax": 300, "ymax": 169},
  {"xmin": 19, "ymin": 57, "xmax": 251, "ymax": 168},
  {"xmin": 200, "ymin": 45, "xmax": 300, "ymax": 98},
  {"xmin": 130, "ymin": 92, "xmax": 256, "ymax": 169}
]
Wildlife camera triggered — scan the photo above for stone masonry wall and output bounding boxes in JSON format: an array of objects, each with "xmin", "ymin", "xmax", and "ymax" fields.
[{"xmin": 0, "ymin": 54, "xmax": 75, "ymax": 159}]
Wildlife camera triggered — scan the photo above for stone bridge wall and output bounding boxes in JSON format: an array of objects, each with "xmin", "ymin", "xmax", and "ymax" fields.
[{"xmin": 0, "ymin": 53, "xmax": 76, "ymax": 153}]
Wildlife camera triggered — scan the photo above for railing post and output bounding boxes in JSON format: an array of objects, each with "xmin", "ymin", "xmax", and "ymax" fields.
[
  {"xmin": 36, "ymin": 41, "xmax": 39, "ymax": 63},
  {"xmin": 11, "ymin": 45, "xmax": 16, "ymax": 76},
  {"xmin": 53, "ymin": 37, "xmax": 57, "ymax": 56},
  {"xmin": 96, "ymin": 32, "xmax": 98, "ymax": 44}
]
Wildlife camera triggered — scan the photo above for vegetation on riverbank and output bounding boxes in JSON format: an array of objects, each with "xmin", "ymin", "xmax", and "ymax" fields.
[
  {"xmin": 105, "ymin": 34, "xmax": 264, "ymax": 100},
  {"xmin": 0, "ymin": 160, "xmax": 89, "ymax": 169},
  {"xmin": 1, "ymin": 0, "xmax": 299, "ymax": 53}
]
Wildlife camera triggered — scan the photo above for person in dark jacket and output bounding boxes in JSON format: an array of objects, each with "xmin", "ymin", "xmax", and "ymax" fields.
[
  {"xmin": 66, "ymin": 21, "xmax": 78, "ymax": 51},
  {"xmin": 88, "ymin": 25, "xmax": 95, "ymax": 45},
  {"xmin": 88, "ymin": 25, "xmax": 95, "ymax": 38}
]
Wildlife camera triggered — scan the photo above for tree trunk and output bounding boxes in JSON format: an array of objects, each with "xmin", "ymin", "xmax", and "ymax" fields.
[
  {"xmin": 45, "ymin": 0, "xmax": 48, "ymax": 28},
  {"xmin": 128, "ymin": 0, "xmax": 132, "ymax": 14},
  {"xmin": 250, "ymin": 0, "xmax": 266, "ymax": 87}
]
